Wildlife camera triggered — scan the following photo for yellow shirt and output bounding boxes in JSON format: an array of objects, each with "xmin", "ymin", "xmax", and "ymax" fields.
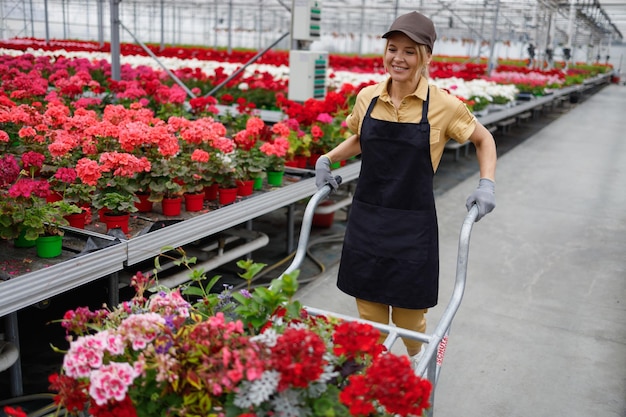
[{"xmin": 346, "ymin": 76, "xmax": 476, "ymax": 171}]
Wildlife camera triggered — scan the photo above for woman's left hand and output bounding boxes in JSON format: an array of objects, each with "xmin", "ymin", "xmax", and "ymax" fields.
[{"xmin": 466, "ymin": 178, "xmax": 495, "ymax": 221}]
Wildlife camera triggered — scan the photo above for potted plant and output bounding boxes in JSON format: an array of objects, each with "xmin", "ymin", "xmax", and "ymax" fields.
[
  {"xmin": 75, "ymin": 152, "xmax": 149, "ymax": 229},
  {"xmin": 308, "ymin": 112, "xmax": 350, "ymax": 166},
  {"xmin": 47, "ymin": 167, "xmax": 96, "ymax": 227},
  {"xmin": 206, "ymin": 151, "xmax": 240, "ymax": 205},
  {"xmin": 174, "ymin": 149, "xmax": 212, "ymax": 212},
  {"xmin": 282, "ymin": 118, "xmax": 312, "ymax": 167},
  {"xmin": 43, "ymin": 256, "xmax": 433, "ymax": 417},
  {"xmin": 0, "ymin": 153, "xmax": 26, "ymax": 242},
  {"xmin": 258, "ymin": 121, "xmax": 290, "ymax": 186},
  {"xmin": 22, "ymin": 199, "xmax": 82, "ymax": 258},
  {"xmin": 0, "ymin": 154, "xmax": 79, "ymax": 252}
]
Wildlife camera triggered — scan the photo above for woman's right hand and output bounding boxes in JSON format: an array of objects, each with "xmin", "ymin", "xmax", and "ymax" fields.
[{"xmin": 315, "ymin": 155, "xmax": 339, "ymax": 190}]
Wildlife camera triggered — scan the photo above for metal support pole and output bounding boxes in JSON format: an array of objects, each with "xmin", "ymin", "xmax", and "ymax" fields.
[
  {"xmin": 172, "ymin": 3, "xmax": 176, "ymax": 45},
  {"xmin": 160, "ymin": 0, "xmax": 165, "ymax": 51},
  {"xmin": 358, "ymin": 0, "xmax": 365, "ymax": 55},
  {"xmin": 61, "ymin": 0, "xmax": 67, "ymax": 38},
  {"xmin": 85, "ymin": 0, "xmax": 90, "ymax": 39},
  {"xmin": 227, "ymin": 0, "xmax": 233, "ymax": 54},
  {"xmin": 257, "ymin": 0, "xmax": 263, "ymax": 50},
  {"xmin": 487, "ymin": 0, "xmax": 501, "ymax": 74},
  {"xmin": 133, "ymin": 0, "xmax": 137, "ymax": 35},
  {"xmin": 245, "ymin": 219, "xmax": 253, "ymax": 260},
  {"xmin": 108, "ymin": 272, "xmax": 119, "ymax": 307},
  {"xmin": 44, "ymin": 0, "xmax": 50, "ymax": 44},
  {"xmin": 4, "ymin": 312, "xmax": 23, "ymax": 397},
  {"xmin": 110, "ymin": 0, "xmax": 121, "ymax": 81},
  {"xmin": 28, "ymin": 0, "xmax": 34, "ymax": 37},
  {"xmin": 214, "ymin": 1, "xmax": 218, "ymax": 48},
  {"xmin": 287, "ymin": 203, "xmax": 295, "ymax": 254},
  {"xmin": 97, "ymin": 0, "xmax": 104, "ymax": 48},
  {"xmin": 566, "ymin": 0, "xmax": 576, "ymax": 68}
]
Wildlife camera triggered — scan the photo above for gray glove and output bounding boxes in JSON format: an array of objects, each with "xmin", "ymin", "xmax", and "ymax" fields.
[
  {"xmin": 466, "ymin": 178, "xmax": 495, "ymax": 221},
  {"xmin": 315, "ymin": 155, "xmax": 338, "ymax": 190}
]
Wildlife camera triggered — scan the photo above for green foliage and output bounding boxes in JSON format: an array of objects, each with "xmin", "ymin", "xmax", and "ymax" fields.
[
  {"xmin": 92, "ymin": 190, "xmax": 139, "ymax": 214},
  {"xmin": 21, "ymin": 200, "xmax": 82, "ymax": 240}
]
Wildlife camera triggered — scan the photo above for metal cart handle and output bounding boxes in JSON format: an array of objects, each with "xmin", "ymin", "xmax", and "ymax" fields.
[
  {"xmin": 413, "ymin": 203, "xmax": 479, "ymax": 377},
  {"xmin": 280, "ymin": 176, "xmax": 342, "ymax": 278}
]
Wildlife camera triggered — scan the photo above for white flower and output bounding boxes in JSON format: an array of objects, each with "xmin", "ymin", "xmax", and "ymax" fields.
[
  {"xmin": 318, "ymin": 353, "xmax": 339, "ymax": 383},
  {"xmin": 271, "ymin": 389, "xmax": 309, "ymax": 417},
  {"xmin": 251, "ymin": 328, "xmax": 279, "ymax": 347},
  {"xmin": 233, "ymin": 370, "xmax": 280, "ymax": 408}
]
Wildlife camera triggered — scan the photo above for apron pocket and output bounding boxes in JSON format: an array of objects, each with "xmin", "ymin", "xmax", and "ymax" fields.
[{"xmin": 346, "ymin": 199, "xmax": 436, "ymax": 262}]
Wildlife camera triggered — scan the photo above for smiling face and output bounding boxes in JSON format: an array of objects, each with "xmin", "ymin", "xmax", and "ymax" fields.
[{"xmin": 384, "ymin": 32, "xmax": 431, "ymax": 87}]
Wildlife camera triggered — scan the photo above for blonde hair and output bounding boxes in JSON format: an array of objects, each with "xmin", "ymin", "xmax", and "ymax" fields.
[
  {"xmin": 384, "ymin": 40, "xmax": 432, "ymax": 78},
  {"xmin": 416, "ymin": 44, "xmax": 431, "ymax": 78}
]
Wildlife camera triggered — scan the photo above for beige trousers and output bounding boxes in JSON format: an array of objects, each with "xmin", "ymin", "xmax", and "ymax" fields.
[{"xmin": 355, "ymin": 298, "xmax": 427, "ymax": 356}]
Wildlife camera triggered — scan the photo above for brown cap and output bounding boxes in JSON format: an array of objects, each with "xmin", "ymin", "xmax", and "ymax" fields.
[{"xmin": 382, "ymin": 11, "xmax": 437, "ymax": 52}]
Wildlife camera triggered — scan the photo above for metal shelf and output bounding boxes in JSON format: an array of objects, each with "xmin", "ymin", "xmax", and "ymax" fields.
[
  {"xmin": 126, "ymin": 164, "xmax": 362, "ymax": 266},
  {"xmin": 0, "ymin": 163, "xmax": 361, "ymax": 319}
]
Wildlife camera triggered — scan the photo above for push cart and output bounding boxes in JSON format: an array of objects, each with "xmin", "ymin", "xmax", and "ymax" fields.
[{"xmin": 278, "ymin": 177, "xmax": 480, "ymax": 417}]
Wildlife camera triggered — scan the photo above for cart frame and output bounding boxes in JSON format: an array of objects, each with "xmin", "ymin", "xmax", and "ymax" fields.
[{"xmin": 279, "ymin": 178, "xmax": 479, "ymax": 417}]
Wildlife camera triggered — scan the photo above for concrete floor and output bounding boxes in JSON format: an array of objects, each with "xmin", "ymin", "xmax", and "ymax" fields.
[{"xmin": 296, "ymin": 83, "xmax": 626, "ymax": 417}]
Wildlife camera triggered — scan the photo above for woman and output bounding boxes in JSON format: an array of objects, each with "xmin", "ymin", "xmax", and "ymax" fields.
[{"xmin": 315, "ymin": 11, "xmax": 497, "ymax": 369}]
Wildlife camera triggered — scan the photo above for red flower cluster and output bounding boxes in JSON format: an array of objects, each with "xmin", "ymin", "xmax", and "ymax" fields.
[
  {"xmin": 333, "ymin": 321, "xmax": 386, "ymax": 360},
  {"xmin": 2, "ymin": 406, "xmax": 26, "ymax": 417},
  {"xmin": 88, "ymin": 395, "xmax": 137, "ymax": 417},
  {"xmin": 270, "ymin": 327, "xmax": 327, "ymax": 391},
  {"xmin": 48, "ymin": 373, "xmax": 90, "ymax": 413},
  {"xmin": 276, "ymin": 88, "xmax": 352, "ymax": 126},
  {"xmin": 340, "ymin": 353, "xmax": 432, "ymax": 416}
]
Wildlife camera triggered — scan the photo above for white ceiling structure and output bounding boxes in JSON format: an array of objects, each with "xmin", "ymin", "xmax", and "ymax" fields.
[{"xmin": 0, "ymin": 0, "xmax": 624, "ymax": 63}]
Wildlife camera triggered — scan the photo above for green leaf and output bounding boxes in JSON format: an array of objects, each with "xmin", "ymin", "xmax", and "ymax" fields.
[{"xmin": 182, "ymin": 286, "xmax": 205, "ymax": 297}]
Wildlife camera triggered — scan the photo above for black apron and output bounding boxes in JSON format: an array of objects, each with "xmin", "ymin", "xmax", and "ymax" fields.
[{"xmin": 337, "ymin": 90, "xmax": 439, "ymax": 309}]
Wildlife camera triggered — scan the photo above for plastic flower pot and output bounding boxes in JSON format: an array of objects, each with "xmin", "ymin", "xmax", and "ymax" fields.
[
  {"xmin": 35, "ymin": 235, "xmax": 63, "ymax": 258},
  {"xmin": 253, "ymin": 176, "xmax": 264, "ymax": 190},
  {"xmin": 184, "ymin": 192, "xmax": 205, "ymax": 212},
  {"xmin": 162, "ymin": 197, "xmax": 182, "ymax": 216},
  {"xmin": 204, "ymin": 183, "xmax": 219, "ymax": 201},
  {"xmin": 102, "ymin": 212, "xmax": 130, "ymax": 233},
  {"xmin": 236, "ymin": 180, "xmax": 254, "ymax": 197},
  {"xmin": 14, "ymin": 229, "xmax": 36, "ymax": 248},
  {"xmin": 266, "ymin": 171, "xmax": 284, "ymax": 186},
  {"xmin": 309, "ymin": 153, "xmax": 323, "ymax": 168},
  {"xmin": 45, "ymin": 191, "xmax": 63, "ymax": 203},
  {"xmin": 313, "ymin": 200, "xmax": 336, "ymax": 228},
  {"xmin": 64, "ymin": 211, "xmax": 87, "ymax": 229},
  {"xmin": 134, "ymin": 193, "xmax": 153, "ymax": 213},
  {"xmin": 218, "ymin": 187, "xmax": 238, "ymax": 205}
]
